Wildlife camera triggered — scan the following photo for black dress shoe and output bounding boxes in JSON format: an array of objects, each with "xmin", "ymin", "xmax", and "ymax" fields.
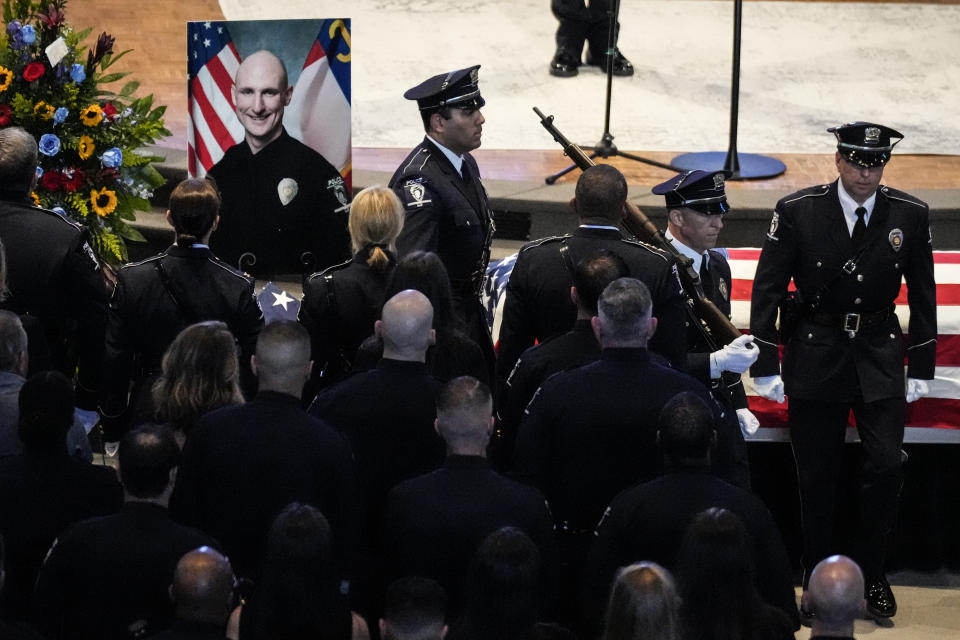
[
  {"xmin": 550, "ymin": 50, "xmax": 580, "ymax": 77},
  {"xmin": 866, "ymin": 576, "xmax": 897, "ymax": 618},
  {"xmin": 586, "ymin": 48, "xmax": 634, "ymax": 77}
]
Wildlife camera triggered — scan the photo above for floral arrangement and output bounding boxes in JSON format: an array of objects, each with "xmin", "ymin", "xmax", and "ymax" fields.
[{"xmin": 0, "ymin": 0, "xmax": 169, "ymax": 264}]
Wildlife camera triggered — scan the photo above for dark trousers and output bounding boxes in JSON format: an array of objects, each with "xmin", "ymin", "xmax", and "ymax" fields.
[
  {"xmin": 790, "ymin": 396, "xmax": 905, "ymax": 585},
  {"xmin": 551, "ymin": 0, "xmax": 618, "ymax": 59}
]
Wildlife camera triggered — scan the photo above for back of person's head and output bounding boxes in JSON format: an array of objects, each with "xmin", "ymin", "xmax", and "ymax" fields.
[
  {"xmin": 379, "ymin": 289, "xmax": 435, "ymax": 359},
  {"xmin": 575, "ymin": 164, "xmax": 628, "ymax": 223},
  {"xmin": 245, "ymin": 503, "xmax": 347, "ymax": 640},
  {"xmin": 171, "ymin": 546, "xmax": 236, "ymax": 625},
  {"xmin": 572, "ymin": 250, "xmax": 630, "ymax": 316},
  {"xmin": 676, "ymin": 508, "xmax": 760, "ymax": 640},
  {"xmin": 658, "ymin": 392, "xmax": 715, "ymax": 463},
  {"xmin": 602, "ymin": 562, "xmax": 680, "ymax": 640},
  {"xmin": 349, "ymin": 186, "xmax": 405, "ymax": 273},
  {"xmin": 435, "ymin": 376, "xmax": 492, "ymax": 455},
  {"xmin": 18, "ymin": 371, "xmax": 73, "ymax": 452},
  {"xmin": 152, "ymin": 321, "xmax": 243, "ymax": 435},
  {"xmin": 253, "ymin": 320, "xmax": 311, "ymax": 394},
  {"xmin": 0, "ymin": 127, "xmax": 38, "ymax": 194},
  {"xmin": 118, "ymin": 424, "xmax": 180, "ymax": 499},
  {"xmin": 386, "ymin": 251, "xmax": 457, "ymax": 332},
  {"xmin": 0, "ymin": 310, "xmax": 27, "ymax": 374},
  {"xmin": 168, "ymin": 177, "xmax": 220, "ymax": 246},
  {"xmin": 595, "ymin": 278, "xmax": 654, "ymax": 347},
  {"xmin": 382, "ymin": 577, "xmax": 448, "ymax": 640},
  {"xmin": 454, "ymin": 527, "xmax": 541, "ymax": 640},
  {"xmin": 807, "ymin": 555, "xmax": 864, "ymax": 633}
]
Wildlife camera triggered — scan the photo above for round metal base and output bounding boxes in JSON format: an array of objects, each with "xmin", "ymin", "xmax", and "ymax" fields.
[{"xmin": 670, "ymin": 151, "xmax": 786, "ymax": 180}]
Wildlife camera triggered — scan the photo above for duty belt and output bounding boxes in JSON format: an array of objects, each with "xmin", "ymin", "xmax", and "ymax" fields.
[{"xmin": 807, "ymin": 305, "xmax": 893, "ymax": 334}]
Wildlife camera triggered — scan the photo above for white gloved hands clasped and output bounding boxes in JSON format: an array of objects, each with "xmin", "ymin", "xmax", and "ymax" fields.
[
  {"xmin": 752, "ymin": 374, "xmax": 785, "ymax": 404},
  {"xmin": 710, "ymin": 334, "xmax": 759, "ymax": 377},
  {"xmin": 905, "ymin": 377, "xmax": 930, "ymax": 403},
  {"xmin": 736, "ymin": 408, "xmax": 760, "ymax": 437}
]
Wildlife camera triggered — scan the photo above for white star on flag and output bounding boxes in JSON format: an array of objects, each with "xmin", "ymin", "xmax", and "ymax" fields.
[
  {"xmin": 204, "ymin": 21, "xmax": 211, "ymax": 28},
  {"xmin": 203, "ymin": 39, "xmax": 211, "ymax": 47},
  {"xmin": 271, "ymin": 290, "xmax": 295, "ymax": 311}
]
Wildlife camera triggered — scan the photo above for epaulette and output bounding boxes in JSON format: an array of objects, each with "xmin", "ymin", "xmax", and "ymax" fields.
[
  {"xmin": 782, "ymin": 183, "xmax": 831, "ymax": 205},
  {"xmin": 305, "ymin": 258, "xmax": 353, "ymax": 282},
  {"xmin": 37, "ymin": 206, "xmax": 83, "ymax": 232},
  {"xmin": 879, "ymin": 185, "xmax": 927, "ymax": 209},
  {"xmin": 619, "ymin": 237, "xmax": 671, "ymax": 262},
  {"xmin": 207, "ymin": 255, "xmax": 255, "ymax": 283},
  {"xmin": 400, "ymin": 147, "xmax": 432, "ymax": 176},
  {"xmin": 120, "ymin": 253, "xmax": 165, "ymax": 270},
  {"xmin": 518, "ymin": 234, "xmax": 570, "ymax": 254}
]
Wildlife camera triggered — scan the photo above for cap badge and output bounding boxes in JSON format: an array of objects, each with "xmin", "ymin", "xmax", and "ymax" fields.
[
  {"xmin": 865, "ymin": 127, "xmax": 881, "ymax": 145},
  {"xmin": 470, "ymin": 68, "xmax": 479, "ymax": 83},
  {"xmin": 713, "ymin": 173, "xmax": 725, "ymax": 190},
  {"xmin": 888, "ymin": 228, "xmax": 903, "ymax": 252}
]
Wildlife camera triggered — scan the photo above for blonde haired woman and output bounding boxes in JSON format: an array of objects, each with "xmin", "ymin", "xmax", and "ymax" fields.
[{"xmin": 602, "ymin": 562, "xmax": 680, "ymax": 640}]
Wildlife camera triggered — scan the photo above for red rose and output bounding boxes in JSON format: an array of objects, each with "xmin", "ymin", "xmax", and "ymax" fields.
[
  {"xmin": 0, "ymin": 104, "xmax": 11, "ymax": 127},
  {"xmin": 22, "ymin": 62, "xmax": 45, "ymax": 82},
  {"xmin": 97, "ymin": 167, "xmax": 120, "ymax": 183},
  {"xmin": 62, "ymin": 168, "xmax": 85, "ymax": 192},
  {"xmin": 39, "ymin": 170, "xmax": 63, "ymax": 190},
  {"xmin": 102, "ymin": 102, "xmax": 117, "ymax": 119}
]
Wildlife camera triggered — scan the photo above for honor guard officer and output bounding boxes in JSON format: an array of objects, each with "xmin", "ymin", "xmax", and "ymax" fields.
[
  {"xmin": 390, "ymin": 66, "xmax": 495, "ymax": 366},
  {"xmin": 749, "ymin": 122, "xmax": 937, "ymax": 622}
]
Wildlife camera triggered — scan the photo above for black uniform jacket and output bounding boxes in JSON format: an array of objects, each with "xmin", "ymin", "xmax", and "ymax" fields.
[
  {"xmin": 208, "ymin": 129, "xmax": 351, "ymax": 277},
  {"xmin": 0, "ymin": 195, "xmax": 107, "ymax": 406},
  {"xmin": 750, "ymin": 181, "xmax": 936, "ymax": 402},
  {"xmin": 496, "ymin": 227, "xmax": 687, "ymax": 378},
  {"xmin": 101, "ymin": 245, "xmax": 263, "ymax": 422},
  {"xmin": 389, "ymin": 137, "xmax": 492, "ymax": 287}
]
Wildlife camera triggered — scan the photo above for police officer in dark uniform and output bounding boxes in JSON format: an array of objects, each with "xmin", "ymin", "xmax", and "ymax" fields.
[
  {"xmin": 497, "ymin": 164, "xmax": 687, "ymax": 386},
  {"xmin": 656, "ymin": 170, "xmax": 757, "ymax": 485},
  {"xmin": 549, "ymin": 0, "xmax": 633, "ymax": 77},
  {"xmin": 0, "ymin": 127, "xmax": 107, "ymax": 410},
  {"xmin": 207, "ymin": 50, "xmax": 350, "ymax": 278},
  {"xmin": 749, "ymin": 122, "xmax": 936, "ymax": 621},
  {"xmin": 389, "ymin": 66, "xmax": 494, "ymax": 365},
  {"xmin": 101, "ymin": 178, "xmax": 263, "ymax": 439}
]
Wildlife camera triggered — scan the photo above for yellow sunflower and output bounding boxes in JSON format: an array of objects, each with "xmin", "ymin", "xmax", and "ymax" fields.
[
  {"xmin": 90, "ymin": 187, "xmax": 117, "ymax": 217},
  {"xmin": 80, "ymin": 104, "xmax": 103, "ymax": 127},
  {"xmin": 78, "ymin": 135, "xmax": 95, "ymax": 160},
  {"xmin": 34, "ymin": 101, "xmax": 54, "ymax": 120},
  {"xmin": 29, "ymin": 192, "xmax": 39, "ymax": 205},
  {"xmin": 0, "ymin": 66, "xmax": 11, "ymax": 92}
]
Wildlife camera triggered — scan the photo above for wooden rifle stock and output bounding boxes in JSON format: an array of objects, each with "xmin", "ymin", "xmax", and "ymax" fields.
[{"xmin": 533, "ymin": 106, "xmax": 743, "ymax": 348}]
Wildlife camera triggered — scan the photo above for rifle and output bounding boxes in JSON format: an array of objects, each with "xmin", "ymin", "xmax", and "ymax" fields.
[{"xmin": 533, "ymin": 107, "xmax": 743, "ymax": 349}]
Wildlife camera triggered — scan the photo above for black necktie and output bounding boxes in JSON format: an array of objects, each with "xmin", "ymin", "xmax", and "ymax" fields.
[
  {"xmin": 700, "ymin": 256, "xmax": 714, "ymax": 300},
  {"xmin": 460, "ymin": 161, "xmax": 472, "ymax": 184},
  {"xmin": 852, "ymin": 206, "xmax": 867, "ymax": 246}
]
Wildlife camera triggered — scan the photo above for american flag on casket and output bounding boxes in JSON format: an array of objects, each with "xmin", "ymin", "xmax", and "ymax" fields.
[{"xmin": 483, "ymin": 249, "xmax": 960, "ymax": 441}]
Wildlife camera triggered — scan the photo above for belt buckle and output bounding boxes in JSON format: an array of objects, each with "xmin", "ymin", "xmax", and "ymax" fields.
[
  {"xmin": 843, "ymin": 312, "xmax": 861, "ymax": 337},
  {"xmin": 843, "ymin": 259, "xmax": 857, "ymax": 274}
]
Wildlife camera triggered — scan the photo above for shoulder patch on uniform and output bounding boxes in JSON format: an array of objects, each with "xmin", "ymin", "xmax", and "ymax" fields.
[
  {"xmin": 879, "ymin": 186, "xmax": 927, "ymax": 209},
  {"xmin": 400, "ymin": 178, "xmax": 434, "ymax": 210},
  {"xmin": 518, "ymin": 235, "xmax": 569, "ymax": 253}
]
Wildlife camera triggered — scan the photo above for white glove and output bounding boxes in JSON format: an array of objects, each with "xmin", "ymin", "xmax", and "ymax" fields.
[
  {"xmin": 906, "ymin": 378, "xmax": 930, "ymax": 403},
  {"xmin": 710, "ymin": 334, "xmax": 759, "ymax": 377},
  {"xmin": 736, "ymin": 408, "xmax": 760, "ymax": 436},
  {"xmin": 753, "ymin": 375, "xmax": 785, "ymax": 404}
]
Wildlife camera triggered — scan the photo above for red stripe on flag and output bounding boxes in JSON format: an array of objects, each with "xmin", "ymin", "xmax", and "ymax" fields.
[
  {"xmin": 190, "ymin": 79, "xmax": 235, "ymax": 154},
  {"xmin": 937, "ymin": 335, "xmax": 960, "ymax": 366},
  {"xmin": 748, "ymin": 396, "xmax": 960, "ymax": 431},
  {"xmin": 205, "ymin": 54, "xmax": 238, "ymax": 110},
  {"xmin": 303, "ymin": 40, "xmax": 325, "ymax": 68},
  {"xmin": 192, "ymin": 130, "xmax": 214, "ymax": 174},
  {"xmin": 188, "ymin": 143, "xmax": 196, "ymax": 176}
]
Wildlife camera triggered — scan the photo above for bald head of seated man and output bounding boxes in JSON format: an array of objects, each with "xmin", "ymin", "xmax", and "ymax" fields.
[
  {"xmin": 376, "ymin": 289, "xmax": 436, "ymax": 363},
  {"xmin": 807, "ymin": 554, "xmax": 865, "ymax": 637},
  {"xmin": 169, "ymin": 546, "xmax": 236, "ymax": 628}
]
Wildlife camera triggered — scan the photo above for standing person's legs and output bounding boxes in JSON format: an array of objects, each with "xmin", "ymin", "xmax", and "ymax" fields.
[{"xmin": 551, "ymin": 0, "xmax": 591, "ymax": 76}]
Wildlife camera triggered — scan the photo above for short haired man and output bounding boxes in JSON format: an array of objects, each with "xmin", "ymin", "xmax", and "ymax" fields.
[
  {"xmin": 806, "ymin": 555, "xmax": 865, "ymax": 638},
  {"xmin": 208, "ymin": 50, "xmax": 350, "ymax": 277},
  {"xmin": 380, "ymin": 577, "xmax": 448, "ymax": 640},
  {"xmin": 171, "ymin": 321, "xmax": 362, "ymax": 581},
  {"xmin": 389, "ymin": 66, "xmax": 494, "ymax": 362},
  {"xmin": 0, "ymin": 127, "xmax": 107, "ymax": 409},
  {"xmin": 149, "ymin": 547, "xmax": 237, "ymax": 640},
  {"xmin": 749, "ymin": 122, "xmax": 936, "ymax": 620},
  {"xmin": 581, "ymin": 391, "xmax": 797, "ymax": 633},
  {"xmin": 34, "ymin": 425, "xmax": 216, "ymax": 640},
  {"xmin": 383, "ymin": 377, "xmax": 554, "ymax": 610},
  {"xmin": 497, "ymin": 164, "xmax": 687, "ymax": 387}
]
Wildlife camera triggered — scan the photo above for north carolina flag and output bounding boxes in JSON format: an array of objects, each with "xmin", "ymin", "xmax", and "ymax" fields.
[{"xmin": 286, "ymin": 19, "xmax": 352, "ymax": 190}]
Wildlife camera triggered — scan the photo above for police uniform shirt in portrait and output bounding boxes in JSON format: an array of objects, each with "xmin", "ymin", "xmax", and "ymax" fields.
[
  {"xmin": 208, "ymin": 128, "xmax": 351, "ymax": 278},
  {"xmin": 748, "ymin": 122, "xmax": 936, "ymax": 619},
  {"xmin": 389, "ymin": 66, "xmax": 494, "ymax": 352}
]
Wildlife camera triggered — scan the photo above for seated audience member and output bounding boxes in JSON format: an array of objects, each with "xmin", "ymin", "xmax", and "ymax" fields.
[
  {"xmin": 383, "ymin": 378, "xmax": 554, "ymax": 611},
  {"xmin": 171, "ymin": 321, "xmax": 361, "ymax": 581},
  {"xmin": 300, "ymin": 186, "xmax": 405, "ymax": 394},
  {"xmin": 0, "ymin": 310, "xmax": 90, "ymax": 460},
  {"xmin": 448, "ymin": 527, "xmax": 573, "ymax": 640},
  {"xmin": 151, "ymin": 321, "xmax": 245, "ymax": 446},
  {"xmin": 353, "ymin": 252, "xmax": 487, "ymax": 383},
  {"xmin": 150, "ymin": 546, "xmax": 238, "ymax": 640},
  {"xmin": 34, "ymin": 425, "xmax": 218, "ymax": 640},
  {"xmin": 582, "ymin": 392, "xmax": 796, "ymax": 632},
  {"xmin": 381, "ymin": 577, "xmax": 448, "ymax": 640},
  {"xmin": 676, "ymin": 509, "xmax": 794, "ymax": 640},
  {"xmin": 100, "ymin": 177, "xmax": 263, "ymax": 440},
  {"xmin": 601, "ymin": 562, "xmax": 679, "ymax": 640},
  {"xmin": 805, "ymin": 555, "xmax": 865, "ymax": 637},
  {"xmin": 0, "ymin": 372, "xmax": 121, "ymax": 619},
  {"xmin": 238, "ymin": 503, "xmax": 369, "ymax": 640}
]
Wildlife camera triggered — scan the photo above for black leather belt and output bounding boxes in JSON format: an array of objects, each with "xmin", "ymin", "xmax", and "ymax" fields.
[{"xmin": 808, "ymin": 306, "xmax": 893, "ymax": 333}]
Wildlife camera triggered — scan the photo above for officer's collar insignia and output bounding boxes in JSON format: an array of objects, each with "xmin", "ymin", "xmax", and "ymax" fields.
[
  {"xmin": 277, "ymin": 178, "xmax": 298, "ymax": 206},
  {"xmin": 889, "ymin": 228, "xmax": 903, "ymax": 251},
  {"xmin": 713, "ymin": 173, "xmax": 725, "ymax": 190},
  {"xmin": 766, "ymin": 210, "xmax": 780, "ymax": 242},
  {"xmin": 718, "ymin": 277, "xmax": 729, "ymax": 302},
  {"xmin": 865, "ymin": 127, "xmax": 881, "ymax": 145}
]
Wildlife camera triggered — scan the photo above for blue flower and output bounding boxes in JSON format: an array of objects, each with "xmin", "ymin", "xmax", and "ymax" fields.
[
  {"xmin": 19, "ymin": 25, "xmax": 35, "ymax": 44},
  {"xmin": 69, "ymin": 63, "xmax": 85, "ymax": 84},
  {"xmin": 38, "ymin": 134, "xmax": 61, "ymax": 157},
  {"xmin": 53, "ymin": 107, "xmax": 68, "ymax": 124},
  {"xmin": 6, "ymin": 20, "xmax": 20, "ymax": 35},
  {"xmin": 100, "ymin": 147, "xmax": 122, "ymax": 168},
  {"xmin": 35, "ymin": 166, "xmax": 43, "ymax": 179}
]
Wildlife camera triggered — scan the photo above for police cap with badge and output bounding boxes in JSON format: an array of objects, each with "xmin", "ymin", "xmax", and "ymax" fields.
[
  {"xmin": 652, "ymin": 169, "xmax": 730, "ymax": 215},
  {"xmin": 404, "ymin": 65, "xmax": 485, "ymax": 112},
  {"xmin": 829, "ymin": 121, "xmax": 903, "ymax": 168}
]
